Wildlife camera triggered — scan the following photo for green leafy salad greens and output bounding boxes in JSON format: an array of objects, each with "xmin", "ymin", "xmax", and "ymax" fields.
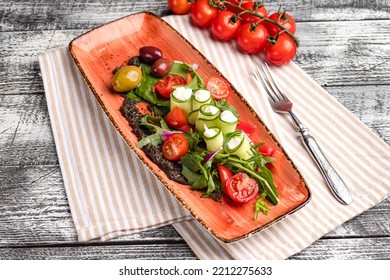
[{"xmin": 126, "ymin": 61, "xmax": 279, "ymax": 219}]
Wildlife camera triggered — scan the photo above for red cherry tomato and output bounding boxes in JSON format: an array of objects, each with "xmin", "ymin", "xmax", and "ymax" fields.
[
  {"xmin": 265, "ymin": 12, "xmax": 296, "ymax": 37},
  {"xmin": 217, "ymin": 164, "xmax": 233, "ymax": 187},
  {"xmin": 153, "ymin": 74, "xmax": 186, "ymax": 98},
  {"xmin": 225, "ymin": 173, "xmax": 259, "ymax": 203},
  {"xmin": 162, "ymin": 133, "xmax": 189, "ymax": 161},
  {"xmin": 240, "ymin": 2, "xmax": 268, "ymax": 24},
  {"xmin": 211, "ymin": 11, "xmax": 242, "ymax": 41},
  {"xmin": 265, "ymin": 34, "xmax": 297, "ymax": 66},
  {"xmin": 168, "ymin": 0, "xmax": 193, "ymax": 15},
  {"xmin": 236, "ymin": 120, "xmax": 257, "ymax": 135},
  {"xmin": 236, "ymin": 22, "xmax": 268, "ymax": 54},
  {"xmin": 190, "ymin": 0, "xmax": 218, "ymax": 28},
  {"xmin": 225, "ymin": 0, "xmax": 253, "ymax": 14},
  {"xmin": 205, "ymin": 76, "xmax": 232, "ymax": 100},
  {"xmin": 164, "ymin": 107, "xmax": 191, "ymax": 132},
  {"xmin": 258, "ymin": 144, "xmax": 275, "ymax": 157}
]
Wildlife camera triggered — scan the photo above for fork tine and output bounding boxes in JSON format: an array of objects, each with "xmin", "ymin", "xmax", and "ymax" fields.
[
  {"xmin": 262, "ymin": 63, "xmax": 288, "ymax": 100},
  {"xmin": 251, "ymin": 63, "xmax": 278, "ymax": 103}
]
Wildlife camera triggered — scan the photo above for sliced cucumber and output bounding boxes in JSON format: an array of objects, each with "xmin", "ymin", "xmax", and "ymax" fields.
[
  {"xmin": 203, "ymin": 126, "xmax": 224, "ymax": 152},
  {"xmin": 187, "ymin": 109, "xmax": 199, "ymax": 126},
  {"xmin": 170, "ymin": 87, "xmax": 193, "ymax": 116},
  {"xmin": 192, "ymin": 89, "xmax": 212, "ymax": 111},
  {"xmin": 198, "ymin": 104, "xmax": 220, "ymax": 120},
  {"xmin": 195, "ymin": 117, "xmax": 219, "ymax": 133},
  {"xmin": 218, "ymin": 110, "xmax": 239, "ymax": 135},
  {"xmin": 195, "ymin": 104, "xmax": 221, "ymax": 133},
  {"xmin": 224, "ymin": 131, "xmax": 253, "ymax": 160}
]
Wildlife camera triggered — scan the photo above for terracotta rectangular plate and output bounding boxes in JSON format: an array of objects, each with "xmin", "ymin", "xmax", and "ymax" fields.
[{"xmin": 69, "ymin": 11, "xmax": 311, "ymax": 243}]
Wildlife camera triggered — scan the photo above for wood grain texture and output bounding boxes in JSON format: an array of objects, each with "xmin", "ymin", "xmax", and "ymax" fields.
[
  {"xmin": 0, "ymin": 0, "xmax": 389, "ymax": 260},
  {"xmin": 1, "ymin": 238, "xmax": 389, "ymax": 260},
  {"xmin": 1, "ymin": 0, "xmax": 390, "ymax": 32}
]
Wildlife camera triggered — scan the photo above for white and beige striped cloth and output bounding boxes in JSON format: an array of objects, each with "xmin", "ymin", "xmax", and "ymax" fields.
[{"xmin": 38, "ymin": 14, "xmax": 389, "ymax": 259}]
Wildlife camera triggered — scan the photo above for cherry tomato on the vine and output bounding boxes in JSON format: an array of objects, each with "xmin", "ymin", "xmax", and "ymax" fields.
[
  {"xmin": 206, "ymin": 76, "xmax": 232, "ymax": 100},
  {"xmin": 225, "ymin": 0, "xmax": 253, "ymax": 14},
  {"xmin": 190, "ymin": 0, "xmax": 218, "ymax": 28},
  {"xmin": 240, "ymin": 2, "xmax": 268, "ymax": 24},
  {"xmin": 211, "ymin": 10, "xmax": 242, "ymax": 41},
  {"xmin": 225, "ymin": 173, "xmax": 259, "ymax": 203},
  {"xmin": 236, "ymin": 22, "xmax": 268, "ymax": 54},
  {"xmin": 265, "ymin": 34, "xmax": 297, "ymax": 66},
  {"xmin": 265, "ymin": 12, "xmax": 296, "ymax": 37},
  {"xmin": 168, "ymin": 0, "xmax": 193, "ymax": 15},
  {"xmin": 162, "ymin": 133, "xmax": 189, "ymax": 161}
]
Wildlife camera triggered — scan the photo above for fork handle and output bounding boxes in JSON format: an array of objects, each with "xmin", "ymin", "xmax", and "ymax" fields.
[{"xmin": 298, "ymin": 127, "xmax": 353, "ymax": 205}]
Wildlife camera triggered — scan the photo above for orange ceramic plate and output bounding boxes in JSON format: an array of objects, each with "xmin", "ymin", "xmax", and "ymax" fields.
[{"xmin": 69, "ymin": 11, "xmax": 311, "ymax": 243}]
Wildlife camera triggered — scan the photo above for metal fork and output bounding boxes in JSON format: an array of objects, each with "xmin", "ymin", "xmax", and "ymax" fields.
[{"xmin": 252, "ymin": 62, "xmax": 352, "ymax": 205}]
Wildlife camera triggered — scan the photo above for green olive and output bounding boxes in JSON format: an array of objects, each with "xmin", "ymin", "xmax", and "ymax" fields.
[{"xmin": 111, "ymin": 66, "xmax": 142, "ymax": 92}]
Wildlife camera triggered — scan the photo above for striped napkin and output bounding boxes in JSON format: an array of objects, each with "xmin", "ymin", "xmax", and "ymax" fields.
[{"xmin": 38, "ymin": 14, "xmax": 389, "ymax": 259}]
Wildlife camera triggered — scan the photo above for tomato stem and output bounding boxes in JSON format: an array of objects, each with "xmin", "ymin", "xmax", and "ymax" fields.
[{"xmin": 222, "ymin": 0, "xmax": 300, "ymax": 46}]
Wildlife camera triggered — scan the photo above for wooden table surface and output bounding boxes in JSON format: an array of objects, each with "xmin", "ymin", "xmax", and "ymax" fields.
[{"xmin": 0, "ymin": 0, "xmax": 389, "ymax": 260}]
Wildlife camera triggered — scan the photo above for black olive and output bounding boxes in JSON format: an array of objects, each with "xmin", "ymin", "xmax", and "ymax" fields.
[
  {"xmin": 128, "ymin": 56, "xmax": 141, "ymax": 67},
  {"xmin": 112, "ymin": 65, "xmax": 123, "ymax": 74}
]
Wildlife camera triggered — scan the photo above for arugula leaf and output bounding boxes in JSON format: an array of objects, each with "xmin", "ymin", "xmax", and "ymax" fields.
[
  {"xmin": 254, "ymin": 192, "xmax": 270, "ymax": 220},
  {"xmin": 179, "ymin": 153, "xmax": 204, "ymax": 173},
  {"xmin": 182, "ymin": 166, "xmax": 208, "ymax": 190},
  {"xmin": 169, "ymin": 61, "xmax": 190, "ymax": 78},
  {"xmin": 136, "ymin": 115, "xmax": 170, "ymax": 148},
  {"xmin": 136, "ymin": 133, "xmax": 162, "ymax": 148},
  {"xmin": 125, "ymin": 91, "xmax": 143, "ymax": 102},
  {"xmin": 184, "ymin": 131, "xmax": 202, "ymax": 150},
  {"xmin": 153, "ymin": 105, "xmax": 170, "ymax": 117},
  {"xmin": 212, "ymin": 99, "xmax": 239, "ymax": 118}
]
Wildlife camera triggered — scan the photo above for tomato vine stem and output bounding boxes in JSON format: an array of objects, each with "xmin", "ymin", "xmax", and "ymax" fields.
[{"xmin": 219, "ymin": 0, "xmax": 300, "ymax": 46}]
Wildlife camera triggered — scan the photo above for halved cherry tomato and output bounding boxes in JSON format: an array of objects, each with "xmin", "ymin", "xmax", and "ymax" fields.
[
  {"xmin": 258, "ymin": 144, "xmax": 275, "ymax": 157},
  {"xmin": 240, "ymin": 2, "xmax": 268, "ymax": 24},
  {"xmin": 211, "ymin": 10, "xmax": 242, "ymax": 41},
  {"xmin": 225, "ymin": 173, "xmax": 259, "ymax": 203},
  {"xmin": 217, "ymin": 164, "xmax": 233, "ymax": 187},
  {"xmin": 162, "ymin": 133, "xmax": 189, "ymax": 161},
  {"xmin": 164, "ymin": 107, "xmax": 191, "ymax": 132},
  {"xmin": 153, "ymin": 74, "xmax": 185, "ymax": 98},
  {"xmin": 265, "ymin": 12, "xmax": 296, "ymax": 37},
  {"xmin": 236, "ymin": 120, "xmax": 257, "ymax": 135},
  {"xmin": 168, "ymin": 0, "xmax": 193, "ymax": 15},
  {"xmin": 205, "ymin": 76, "xmax": 232, "ymax": 100},
  {"xmin": 190, "ymin": 0, "xmax": 218, "ymax": 28}
]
